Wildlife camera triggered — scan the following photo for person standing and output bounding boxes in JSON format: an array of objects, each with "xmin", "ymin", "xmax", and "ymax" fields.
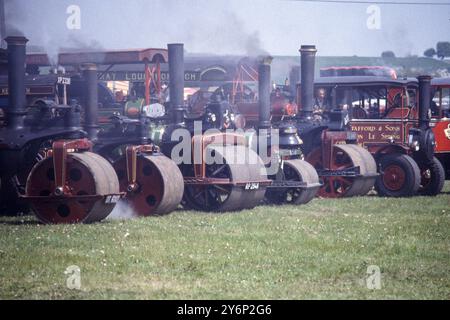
[{"xmin": 312, "ymin": 88, "xmax": 328, "ymax": 121}]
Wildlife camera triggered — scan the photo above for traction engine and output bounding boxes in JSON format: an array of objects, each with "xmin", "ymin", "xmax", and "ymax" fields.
[
  {"xmin": 253, "ymin": 57, "xmax": 321, "ymax": 205},
  {"xmin": 232, "ymin": 47, "xmax": 378, "ymax": 198},
  {"xmin": 306, "ymin": 76, "xmax": 444, "ymax": 197},
  {"xmin": 295, "ymin": 46, "xmax": 378, "ymax": 198},
  {"xmin": 80, "ymin": 62, "xmax": 184, "ymax": 217},
  {"xmin": 160, "ymin": 44, "xmax": 271, "ymax": 212},
  {"xmin": 0, "ymin": 36, "xmax": 121, "ymax": 223}
]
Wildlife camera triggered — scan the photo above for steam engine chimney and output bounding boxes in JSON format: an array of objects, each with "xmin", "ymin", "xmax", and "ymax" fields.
[
  {"xmin": 168, "ymin": 43, "xmax": 185, "ymax": 125},
  {"xmin": 289, "ymin": 65, "xmax": 300, "ymax": 97},
  {"xmin": 5, "ymin": 36, "xmax": 28, "ymax": 130},
  {"xmin": 418, "ymin": 75, "xmax": 431, "ymax": 130},
  {"xmin": 82, "ymin": 63, "xmax": 99, "ymax": 141},
  {"xmin": 299, "ymin": 45, "xmax": 317, "ymax": 120},
  {"xmin": 258, "ymin": 57, "xmax": 272, "ymax": 130},
  {"xmin": 0, "ymin": 0, "xmax": 6, "ymax": 49}
]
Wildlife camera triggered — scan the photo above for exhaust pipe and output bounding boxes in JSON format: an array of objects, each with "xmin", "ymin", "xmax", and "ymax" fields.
[
  {"xmin": 5, "ymin": 36, "xmax": 28, "ymax": 130},
  {"xmin": 418, "ymin": 75, "xmax": 431, "ymax": 130},
  {"xmin": 299, "ymin": 45, "xmax": 317, "ymax": 120},
  {"xmin": 258, "ymin": 57, "xmax": 272, "ymax": 130},
  {"xmin": 289, "ymin": 65, "xmax": 300, "ymax": 97},
  {"xmin": 168, "ymin": 43, "xmax": 185, "ymax": 125},
  {"xmin": 0, "ymin": 0, "xmax": 6, "ymax": 49},
  {"xmin": 82, "ymin": 63, "xmax": 98, "ymax": 141}
]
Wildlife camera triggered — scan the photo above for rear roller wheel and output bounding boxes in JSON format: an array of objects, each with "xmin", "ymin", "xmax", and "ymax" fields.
[
  {"xmin": 418, "ymin": 156, "xmax": 445, "ymax": 196},
  {"xmin": 306, "ymin": 145, "xmax": 370, "ymax": 198},
  {"xmin": 265, "ymin": 159, "xmax": 319, "ymax": 205},
  {"xmin": 183, "ymin": 145, "xmax": 267, "ymax": 212},
  {"xmin": 375, "ymin": 153, "xmax": 420, "ymax": 197},
  {"xmin": 0, "ymin": 150, "xmax": 46, "ymax": 216},
  {"xmin": 25, "ymin": 152, "xmax": 119, "ymax": 224},
  {"xmin": 113, "ymin": 154, "xmax": 184, "ymax": 216}
]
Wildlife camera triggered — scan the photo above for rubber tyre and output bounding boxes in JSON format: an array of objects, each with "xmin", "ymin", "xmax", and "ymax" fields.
[
  {"xmin": 375, "ymin": 153, "xmax": 420, "ymax": 197},
  {"xmin": 419, "ymin": 157, "xmax": 445, "ymax": 196}
]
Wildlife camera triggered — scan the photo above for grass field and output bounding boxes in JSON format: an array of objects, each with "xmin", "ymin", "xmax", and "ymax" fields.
[{"xmin": 0, "ymin": 183, "xmax": 449, "ymax": 300}]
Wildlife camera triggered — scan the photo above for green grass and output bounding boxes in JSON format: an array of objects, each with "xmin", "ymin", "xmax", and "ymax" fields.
[{"xmin": 0, "ymin": 183, "xmax": 449, "ymax": 300}]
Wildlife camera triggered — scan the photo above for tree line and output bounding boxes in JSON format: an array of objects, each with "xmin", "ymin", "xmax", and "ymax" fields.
[
  {"xmin": 380, "ymin": 42, "xmax": 450, "ymax": 59},
  {"xmin": 424, "ymin": 42, "xmax": 450, "ymax": 59}
]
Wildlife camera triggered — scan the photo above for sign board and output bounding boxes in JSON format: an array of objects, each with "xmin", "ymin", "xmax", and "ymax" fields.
[
  {"xmin": 57, "ymin": 77, "xmax": 71, "ymax": 85},
  {"xmin": 98, "ymin": 71, "xmax": 200, "ymax": 82},
  {"xmin": 350, "ymin": 121, "xmax": 407, "ymax": 145}
]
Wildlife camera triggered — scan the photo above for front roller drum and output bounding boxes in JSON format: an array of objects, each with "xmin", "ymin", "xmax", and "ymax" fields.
[
  {"xmin": 343, "ymin": 144, "xmax": 378, "ymax": 196},
  {"xmin": 113, "ymin": 154, "xmax": 184, "ymax": 216},
  {"xmin": 306, "ymin": 144, "xmax": 375, "ymax": 198},
  {"xmin": 265, "ymin": 159, "xmax": 320, "ymax": 205},
  {"xmin": 183, "ymin": 145, "xmax": 267, "ymax": 212},
  {"xmin": 25, "ymin": 152, "xmax": 120, "ymax": 224}
]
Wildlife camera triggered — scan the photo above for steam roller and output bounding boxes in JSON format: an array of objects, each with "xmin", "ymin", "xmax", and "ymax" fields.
[
  {"xmin": 225, "ymin": 46, "xmax": 374, "ymax": 201},
  {"xmin": 265, "ymin": 159, "xmax": 320, "ymax": 205},
  {"xmin": 157, "ymin": 43, "xmax": 270, "ymax": 212},
  {"xmin": 293, "ymin": 45, "xmax": 378, "ymax": 198},
  {"xmin": 112, "ymin": 145, "xmax": 184, "ymax": 216},
  {"xmin": 252, "ymin": 58, "xmax": 321, "ymax": 205},
  {"xmin": 182, "ymin": 135, "xmax": 270, "ymax": 212},
  {"xmin": 24, "ymin": 139, "xmax": 122, "ymax": 224},
  {"xmin": 306, "ymin": 144, "xmax": 377, "ymax": 198},
  {"xmin": 79, "ymin": 63, "xmax": 184, "ymax": 217},
  {"xmin": 0, "ymin": 35, "xmax": 119, "ymax": 222}
]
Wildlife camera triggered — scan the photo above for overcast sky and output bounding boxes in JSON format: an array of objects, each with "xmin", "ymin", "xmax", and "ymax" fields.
[{"xmin": 4, "ymin": 0, "xmax": 450, "ymax": 57}]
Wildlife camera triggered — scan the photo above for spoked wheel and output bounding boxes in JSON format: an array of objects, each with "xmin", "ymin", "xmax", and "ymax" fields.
[
  {"xmin": 0, "ymin": 150, "xmax": 48, "ymax": 216},
  {"xmin": 0, "ymin": 176, "xmax": 29, "ymax": 216},
  {"xmin": 113, "ymin": 154, "xmax": 184, "ymax": 216},
  {"xmin": 418, "ymin": 156, "xmax": 445, "ymax": 196},
  {"xmin": 25, "ymin": 152, "xmax": 119, "ymax": 224},
  {"xmin": 375, "ymin": 153, "xmax": 420, "ymax": 197},
  {"xmin": 306, "ymin": 145, "xmax": 371, "ymax": 198},
  {"xmin": 183, "ymin": 145, "xmax": 267, "ymax": 212},
  {"xmin": 265, "ymin": 159, "xmax": 319, "ymax": 205}
]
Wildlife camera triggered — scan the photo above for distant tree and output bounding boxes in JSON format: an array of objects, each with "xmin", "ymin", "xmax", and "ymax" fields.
[
  {"xmin": 381, "ymin": 51, "xmax": 396, "ymax": 58},
  {"xmin": 424, "ymin": 48, "xmax": 436, "ymax": 58},
  {"xmin": 436, "ymin": 42, "xmax": 450, "ymax": 59}
]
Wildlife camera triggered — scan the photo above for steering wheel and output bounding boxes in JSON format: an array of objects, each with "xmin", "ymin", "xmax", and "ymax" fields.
[{"xmin": 352, "ymin": 106, "xmax": 367, "ymax": 119}]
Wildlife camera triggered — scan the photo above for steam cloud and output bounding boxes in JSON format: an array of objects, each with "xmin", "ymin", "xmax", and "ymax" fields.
[
  {"xmin": 4, "ymin": 0, "xmax": 270, "ymax": 60},
  {"xmin": 106, "ymin": 200, "xmax": 138, "ymax": 220}
]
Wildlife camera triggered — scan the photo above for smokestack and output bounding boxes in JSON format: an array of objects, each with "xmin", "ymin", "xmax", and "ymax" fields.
[
  {"xmin": 289, "ymin": 65, "xmax": 300, "ymax": 97},
  {"xmin": 82, "ymin": 63, "xmax": 99, "ymax": 141},
  {"xmin": 418, "ymin": 75, "xmax": 432, "ymax": 130},
  {"xmin": 6, "ymin": 36, "xmax": 28, "ymax": 130},
  {"xmin": 299, "ymin": 45, "xmax": 317, "ymax": 119},
  {"xmin": 258, "ymin": 56, "xmax": 272, "ymax": 130},
  {"xmin": 0, "ymin": 0, "xmax": 5, "ymax": 49},
  {"xmin": 168, "ymin": 43, "xmax": 185, "ymax": 125}
]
